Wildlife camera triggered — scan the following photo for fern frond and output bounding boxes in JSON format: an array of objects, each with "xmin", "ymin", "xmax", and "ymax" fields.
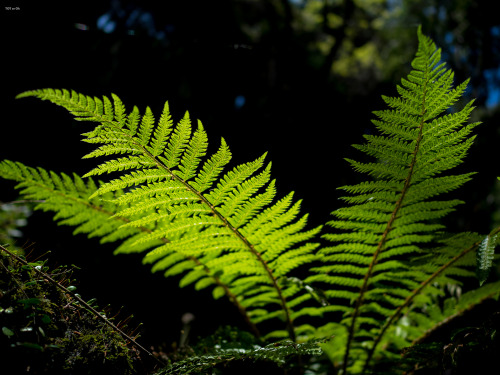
[
  {"xmin": 363, "ymin": 227, "xmax": 500, "ymax": 373},
  {"xmin": 408, "ymin": 279, "xmax": 500, "ymax": 346},
  {"xmin": 476, "ymin": 233, "xmax": 498, "ymax": 286},
  {"xmin": 158, "ymin": 337, "xmax": 330, "ymax": 375},
  {"xmin": 311, "ymin": 26, "xmax": 481, "ymax": 373},
  {"xmin": 149, "ymin": 101, "xmax": 173, "ymax": 156},
  {"xmin": 161, "ymin": 111, "xmax": 192, "ymax": 168},
  {"xmin": 8, "ymin": 88, "xmax": 323, "ymax": 342}
]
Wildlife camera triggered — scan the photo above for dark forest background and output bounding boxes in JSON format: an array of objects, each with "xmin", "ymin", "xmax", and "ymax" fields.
[{"xmin": 2, "ymin": 0, "xmax": 500, "ymax": 349}]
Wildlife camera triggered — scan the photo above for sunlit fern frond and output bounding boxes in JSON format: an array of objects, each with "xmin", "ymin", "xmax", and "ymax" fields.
[
  {"xmin": 4, "ymin": 89, "xmax": 324, "ymax": 341},
  {"xmin": 307, "ymin": 26, "xmax": 481, "ymax": 373}
]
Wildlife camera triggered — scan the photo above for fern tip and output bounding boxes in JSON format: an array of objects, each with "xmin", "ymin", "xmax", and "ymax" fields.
[
  {"xmin": 15, "ymin": 90, "xmax": 38, "ymax": 99},
  {"xmin": 197, "ymin": 119, "xmax": 205, "ymax": 130}
]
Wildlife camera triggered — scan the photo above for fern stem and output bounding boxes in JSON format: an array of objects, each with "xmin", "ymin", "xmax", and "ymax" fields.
[
  {"xmin": 210, "ymin": 207, "xmax": 297, "ymax": 341},
  {"xmin": 362, "ymin": 225, "xmax": 500, "ymax": 373}
]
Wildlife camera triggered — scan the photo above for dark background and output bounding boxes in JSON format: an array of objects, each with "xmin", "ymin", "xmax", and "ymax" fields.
[{"xmin": 2, "ymin": 0, "xmax": 500, "ymax": 349}]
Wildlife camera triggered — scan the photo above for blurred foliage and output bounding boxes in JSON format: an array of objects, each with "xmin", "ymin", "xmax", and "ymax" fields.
[{"xmin": 0, "ymin": 202, "xmax": 32, "ymax": 252}]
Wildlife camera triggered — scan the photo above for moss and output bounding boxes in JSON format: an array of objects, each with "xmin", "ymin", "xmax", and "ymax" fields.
[
  {"xmin": 58, "ymin": 323, "xmax": 135, "ymax": 374},
  {"xmin": 0, "ymin": 250, "xmax": 142, "ymax": 374}
]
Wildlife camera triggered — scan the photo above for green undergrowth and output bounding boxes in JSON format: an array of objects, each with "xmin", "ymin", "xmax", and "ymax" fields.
[{"xmin": 0, "ymin": 248, "xmax": 143, "ymax": 374}]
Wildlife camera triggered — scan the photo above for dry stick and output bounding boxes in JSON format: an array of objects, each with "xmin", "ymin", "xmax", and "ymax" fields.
[
  {"xmin": 361, "ymin": 225, "xmax": 500, "ymax": 374},
  {"xmin": 0, "ymin": 243, "xmax": 165, "ymax": 367}
]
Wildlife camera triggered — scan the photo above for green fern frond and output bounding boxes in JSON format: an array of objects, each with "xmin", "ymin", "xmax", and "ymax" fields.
[
  {"xmin": 7, "ymin": 88, "xmax": 323, "ymax": 342},
  {"xmin": 476, "ymin": 233, "xmax": 498, "ymax": 286},
  {"xmin": 407, "ymin": 279, "xmax": 500, "ymax": 346},
  {"xmin": 158, "ymin": 337, "xmax": 330, "ymax": 375},
  {"xmin": 310, "ymin": 26, "xmax": 481, "ymax": 373}
]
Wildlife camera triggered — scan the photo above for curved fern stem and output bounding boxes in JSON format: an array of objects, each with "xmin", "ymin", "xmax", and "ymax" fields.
[
  {"xmin": 105, "ymin": 117, "xmax": 269, "ymax": 338},
  {"xmin": 361, "ymin": 225, "xmax": 500, "ymax": 373}
]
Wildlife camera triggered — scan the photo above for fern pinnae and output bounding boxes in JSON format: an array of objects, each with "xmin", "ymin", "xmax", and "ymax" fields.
[
  {"xmin": 83, "ymin": 156, "xmax": 156, "ymax": 177},
  {"xmin": 175, "ymin": 121, "xmax": 208, "ymax": 181},
  {"xmin": 190, "ymin": 137, "xmax": 232, "ymax": 193},
  {"xmin": 150, "ymin": 101, "xmax": 173, "ymax": 156},
  {"xmin": 112, "ymin": 180, "xmax": 188, "ymax": 206},
  {"xmin": 137, "ymin": 106, "xmax": 155, "ymax": 146},
  {"xmin": 410, "ymin": 279, "xmax": 500, "ymax": 347},
  {"xmin": 231, "ymin": 179, "xmax": 277, "ymax": 228},
  {"xmin": 161, "ymin": 111, "xmax": 192, "ymax": 168},
  {"xmin": 0, "ymin": 160, "xmax": 142, "ymax": 243},
  {"xmin": 205, "ymin": 153, "xmax": 267, "ymax": 206},
  {"xmin": 125, "ymin": 105, "xmax": 140, "ymax": 133},
  {"xmin": 89, "ymin": 169, "xmax": 173, "ymax": 199},
  {"xmin": 219, "ymin": 162, "xmax": 272, "ymax": 218},
  {"xmin": 110, "ymin": 93, "xmax": 126, "ymax": 124}
]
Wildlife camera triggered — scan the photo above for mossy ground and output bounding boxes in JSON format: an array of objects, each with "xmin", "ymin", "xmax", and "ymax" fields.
[{"xmin": 0, "ymin": 249, "xmax": 153, "ymax": 374}]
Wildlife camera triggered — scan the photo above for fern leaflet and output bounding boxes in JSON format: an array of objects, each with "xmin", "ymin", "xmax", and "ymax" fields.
[{"xmin": 476, "ymin": 233, "xmax": 498, "ymax": 286}]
